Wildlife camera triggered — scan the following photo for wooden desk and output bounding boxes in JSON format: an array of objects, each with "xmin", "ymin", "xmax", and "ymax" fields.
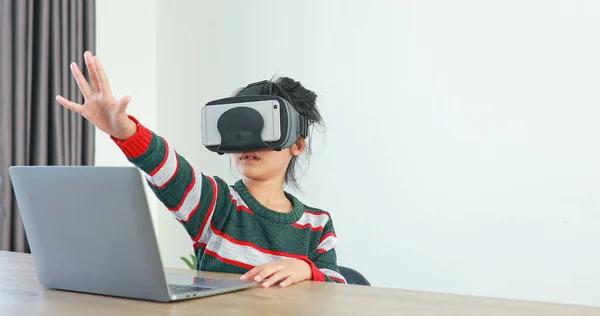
[{"xmin": 0, "ymin": 251, "xmax": 598, "ymax": 316}]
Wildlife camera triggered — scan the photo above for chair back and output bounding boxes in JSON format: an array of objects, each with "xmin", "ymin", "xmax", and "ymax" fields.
[{"xmin": 338, "ymin": 266, "xmax": 371, "ymax": 286}]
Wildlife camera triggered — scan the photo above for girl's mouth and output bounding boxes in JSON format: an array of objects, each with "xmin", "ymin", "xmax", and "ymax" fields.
[{"xmin": 240, "ymin": 154, "xmax": 259, "ymax": 162}]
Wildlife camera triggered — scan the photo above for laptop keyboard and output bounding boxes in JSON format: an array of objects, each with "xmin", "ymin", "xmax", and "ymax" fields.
[{"xmin": 169, "ymin": 284, "xmax": 215, "ymax": 294}]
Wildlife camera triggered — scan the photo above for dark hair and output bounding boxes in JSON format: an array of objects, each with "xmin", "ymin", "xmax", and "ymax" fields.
[{"xmin": 233, "ymin": 77, "xmax": 324, "ymax": 190}]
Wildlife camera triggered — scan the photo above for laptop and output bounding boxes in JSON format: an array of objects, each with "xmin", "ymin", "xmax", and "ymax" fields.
[{"xmin": 8, "ymin": 165, "xmax": 257, "ymax": 302}]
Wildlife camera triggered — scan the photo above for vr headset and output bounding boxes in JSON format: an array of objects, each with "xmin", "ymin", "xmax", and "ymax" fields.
[{"xmin": 200, "ymin": 80, "xmax": 309, "ymax": 155}]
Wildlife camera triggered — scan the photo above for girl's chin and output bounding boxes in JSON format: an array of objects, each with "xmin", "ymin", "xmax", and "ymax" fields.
[{"xmin": 237, "ymin": 170, "xmax": 276, "ymax": 181}]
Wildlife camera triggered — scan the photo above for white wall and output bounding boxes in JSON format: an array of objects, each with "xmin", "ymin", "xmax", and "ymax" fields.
[
  {"xmin": 99, "ymin": 0, "xmax": 600, "ymax": 307},
  {"xmin": 95, "ymin": 1, "xmax": 161, "ymax": 235}
]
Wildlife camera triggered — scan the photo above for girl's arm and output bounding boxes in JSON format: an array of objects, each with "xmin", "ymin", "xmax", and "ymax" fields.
[
  {"xmin": 56, "ymin": 52, "xmax": 232, "ymax": 245},
  {"xmin": 112, "ymin": 116, "xmax": 231, "ymax": 243}
]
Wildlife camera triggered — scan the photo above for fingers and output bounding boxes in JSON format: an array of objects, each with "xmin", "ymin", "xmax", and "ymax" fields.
[
  {"xmin": 240, "ymin": 263, "xmax": 283, "ymax": 282},
  {"xmin": 262, "ymin": 271, "xmax": 291, "ymax": 288},
  {"xmin": 254, "ymin": 264, "xmax": 284, "ymax": 283},
  {"xmin": 56, "ymin": 95, "xmax": 83, "ymax": 114},
  {"xmin": 240, "ymin": 267, "xmax": 261, "ymax": 281},
  {"xmin": 279, "ymin": 276, "xmax": 294, "ymax": 288},
  {"xmin": 70, "ymin": 62, "xmax": 93, "ymax": 99},
  {"xmin": 84, "ymin": 51, "xmax": 100, "ymax": 93},
  {"xmin": 93, "ymin": 55, "xmax": 113, "ymax": 96}
]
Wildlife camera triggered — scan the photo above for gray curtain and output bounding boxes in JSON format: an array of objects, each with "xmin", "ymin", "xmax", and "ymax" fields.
[{"xmin": 0, "ymin": 0, "xmax": 96, "ymax": 252}]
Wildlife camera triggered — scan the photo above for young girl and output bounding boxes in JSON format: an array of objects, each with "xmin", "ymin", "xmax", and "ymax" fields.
[{"xmin": 56, "ymin": 52, "xmax": 346, "ymax": 288}]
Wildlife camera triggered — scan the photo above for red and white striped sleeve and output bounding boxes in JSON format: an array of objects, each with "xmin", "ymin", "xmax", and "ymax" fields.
[
  {"xmin": 111, "ymin": 115, "xmax": 232, "ymax": 241},
  {"xmin": 309, "ymin": 217, "xmax": 347, "ymax": 284}
]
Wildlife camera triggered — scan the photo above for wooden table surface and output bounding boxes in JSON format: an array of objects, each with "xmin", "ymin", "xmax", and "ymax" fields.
[{"xmin": 1, "ymin": 251, "xmax": 599, "ymax": 315}]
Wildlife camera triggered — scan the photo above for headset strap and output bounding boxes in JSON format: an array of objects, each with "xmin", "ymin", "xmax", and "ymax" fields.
[
  {"xmin": 299, "ymin": 116, "xmax": 309, "ymax": 137},
  {"xmin": 239, "ymin": 80, "xmax": 269, "ymax": 96}
]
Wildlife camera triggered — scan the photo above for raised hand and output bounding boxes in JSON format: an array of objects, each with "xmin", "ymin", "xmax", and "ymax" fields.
[{"xmin": 56, "ymin": 51, "xmax": 137, "ymax": 140}]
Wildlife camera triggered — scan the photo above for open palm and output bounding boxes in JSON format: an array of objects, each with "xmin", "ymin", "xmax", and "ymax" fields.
[{"xmin": 56, "ymin": 51, "xmax": 136, "ymax": 140}]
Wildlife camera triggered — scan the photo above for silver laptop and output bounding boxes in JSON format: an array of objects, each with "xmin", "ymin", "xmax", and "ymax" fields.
[{"xmin": 8, "ymin": 166, "xmax": 257, "ymax": 302}]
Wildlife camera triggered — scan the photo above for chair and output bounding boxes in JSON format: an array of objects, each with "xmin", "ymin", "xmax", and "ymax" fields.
[{"xmin": 338, "ymin": 266, "xmax": 371, "ymax": 286}]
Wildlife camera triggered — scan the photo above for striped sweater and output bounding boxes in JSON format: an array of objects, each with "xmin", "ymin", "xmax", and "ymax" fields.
[{"xmin": 111, "ymin": 116, "xmax": 346, "ymax": 284}]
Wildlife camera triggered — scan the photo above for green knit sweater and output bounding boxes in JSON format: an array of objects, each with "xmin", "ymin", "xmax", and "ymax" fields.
[{"xmin": 112, "ymin": 116, "xmax": 346, "ymax": 284}]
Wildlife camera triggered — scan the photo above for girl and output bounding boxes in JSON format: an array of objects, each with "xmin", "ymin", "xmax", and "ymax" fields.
[{"xmin": 57, "ymin": 51, "xmax": 346, "ymax": 288}]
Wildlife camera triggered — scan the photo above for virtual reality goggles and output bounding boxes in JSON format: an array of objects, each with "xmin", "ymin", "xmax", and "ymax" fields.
[{"xmin": 200, "ymin": 80, "xmax": 309, "ymax": 155}]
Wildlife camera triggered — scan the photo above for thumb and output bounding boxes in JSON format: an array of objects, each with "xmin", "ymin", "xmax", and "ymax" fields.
[
  {"xmin": 116, "ymin": 95, "xmax": 132, "ymax": 114},
  {"xmin": 56, "ymin": 95, "xmax": 83, "ymax": 114}
]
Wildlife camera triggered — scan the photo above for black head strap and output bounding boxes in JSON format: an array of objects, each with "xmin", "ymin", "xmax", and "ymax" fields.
[
  {"xmin": 239, "ymin": 80, "xmax": 269, "ymax": 96},
  {"xmin": 299, "ymin": 117, "xmax": 308, "ymax": 137}
]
